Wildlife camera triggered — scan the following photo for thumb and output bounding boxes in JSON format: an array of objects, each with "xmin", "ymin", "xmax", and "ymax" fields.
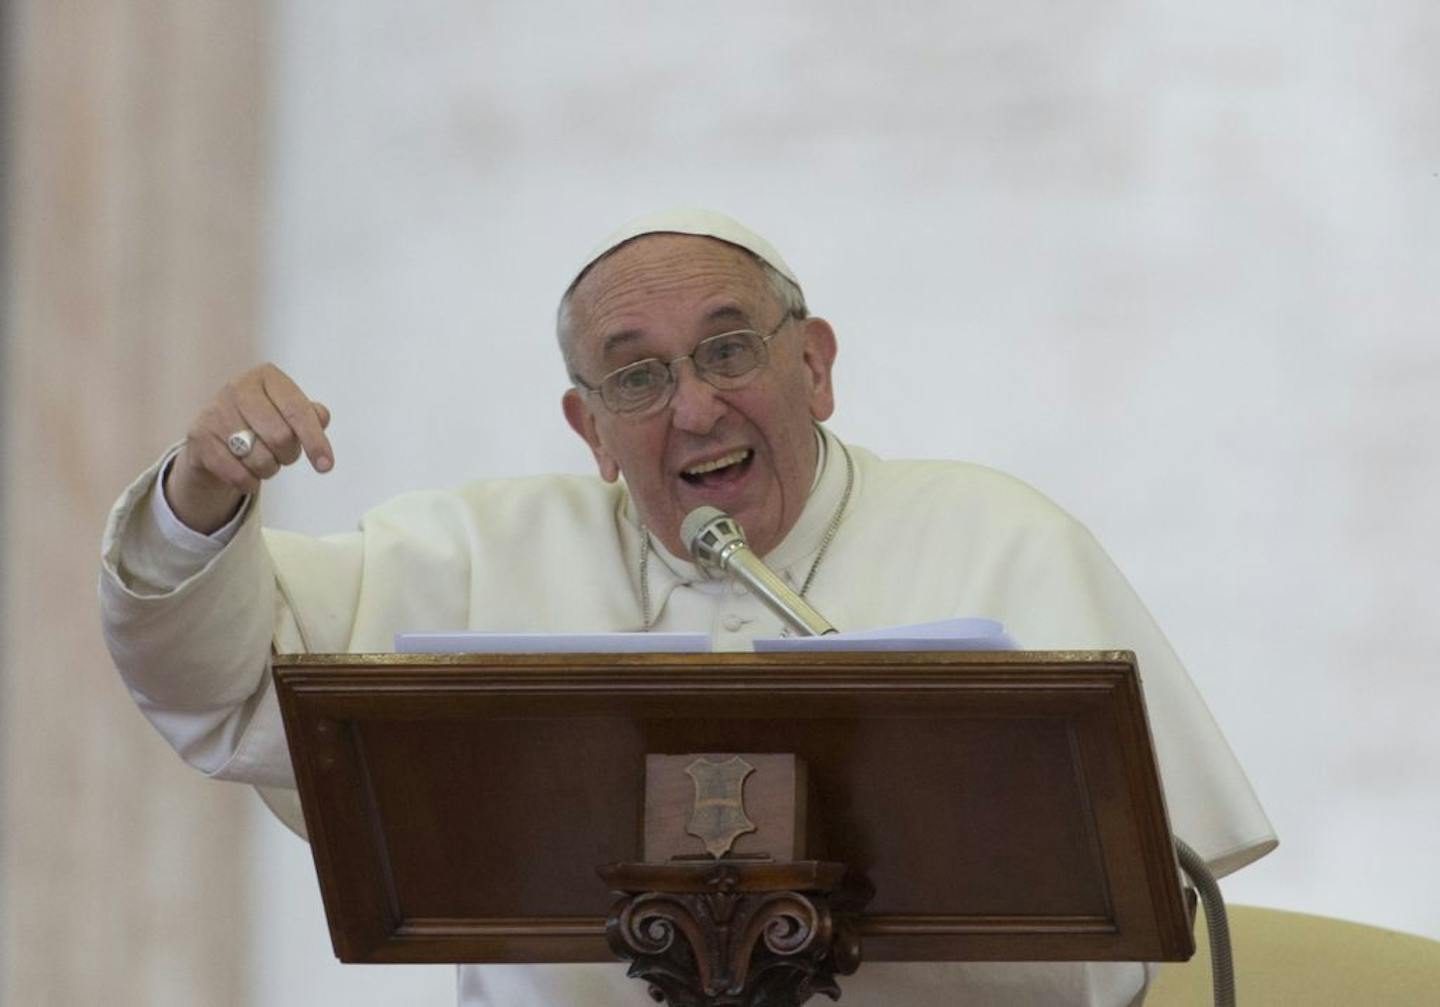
[{"xmin": 312, "ymin": 401, "xmax": 332, "ymax": 429}]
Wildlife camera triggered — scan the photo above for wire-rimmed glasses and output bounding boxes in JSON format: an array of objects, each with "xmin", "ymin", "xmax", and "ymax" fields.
[{"xmin": 572, "ymin": 313, "xmax": 797, "ymax": 417}]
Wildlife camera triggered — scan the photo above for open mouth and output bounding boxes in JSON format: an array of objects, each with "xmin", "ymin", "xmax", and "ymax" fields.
[{"xmin": 679, "ymin": 448, "xmax": 754, "ymax": 488}]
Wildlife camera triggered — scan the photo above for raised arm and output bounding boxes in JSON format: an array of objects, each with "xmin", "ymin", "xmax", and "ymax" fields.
[{"xmin": 99, "ymin": 363, "xmax": 338, "ymax": 795}]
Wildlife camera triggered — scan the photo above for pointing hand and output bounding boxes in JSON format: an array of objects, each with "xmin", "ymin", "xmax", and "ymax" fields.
[{"xmin": 165, "ymin": 363, "xmax": 333, "ymax": 533}]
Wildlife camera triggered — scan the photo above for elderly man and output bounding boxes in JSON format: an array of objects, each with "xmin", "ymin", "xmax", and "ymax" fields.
[{"xmin": 101, "ymin": 209, "xmax": 1274, "ymax": 1006}]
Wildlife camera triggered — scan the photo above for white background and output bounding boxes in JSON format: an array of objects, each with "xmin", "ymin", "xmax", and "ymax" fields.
[{"xmin": 250, "ymin": 2, "xmax": 1439, "ymax": 1002}]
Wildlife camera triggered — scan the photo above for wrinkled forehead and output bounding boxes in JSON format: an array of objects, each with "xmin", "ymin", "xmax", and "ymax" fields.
[{"xmin": 568, "ymin": 234, "xmax": 777, "ymax": 346}]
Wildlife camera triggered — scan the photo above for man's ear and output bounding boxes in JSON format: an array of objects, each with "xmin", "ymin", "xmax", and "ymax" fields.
[
  {"xmin": 562, "ymin": 388, "xmax": 621, "ymax": 482},
  {"xmin": 799, "ymin": 316, "xmax": 838, "ymax": 422}
]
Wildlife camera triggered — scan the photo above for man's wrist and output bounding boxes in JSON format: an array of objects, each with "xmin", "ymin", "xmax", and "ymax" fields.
[
  {"xmin": 153, "ymin": 452, "xmax": 249, "ymax": 552},
  {"xmin": 162, "ymin": 447, "xmax": 248, "ymax": 535}
]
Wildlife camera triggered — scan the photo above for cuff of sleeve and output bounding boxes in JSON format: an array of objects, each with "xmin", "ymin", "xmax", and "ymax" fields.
[{"xmin": 151, "ymin": 450, "xmax": 249, "ymax": 556}]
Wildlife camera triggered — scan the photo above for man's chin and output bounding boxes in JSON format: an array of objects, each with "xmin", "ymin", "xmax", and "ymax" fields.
[{"xmin": 716, "ymin": 505, "xmax": 781, "ymax": 558}]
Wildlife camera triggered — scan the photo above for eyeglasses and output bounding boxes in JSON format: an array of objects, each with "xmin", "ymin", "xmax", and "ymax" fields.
[{"xmin": 573, "ymin": 313, "xmax": 797, "ymax": 417}]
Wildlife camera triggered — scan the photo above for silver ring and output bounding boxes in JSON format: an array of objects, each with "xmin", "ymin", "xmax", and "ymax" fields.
[{"xmin": 226, "ymin": 429, "xmax": 257, "ymax": 458}]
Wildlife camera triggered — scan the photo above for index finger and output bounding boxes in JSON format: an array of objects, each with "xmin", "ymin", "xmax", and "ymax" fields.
[{"xmin": 261, "ymin": 367, "xmax": 334, "ymax": 472}]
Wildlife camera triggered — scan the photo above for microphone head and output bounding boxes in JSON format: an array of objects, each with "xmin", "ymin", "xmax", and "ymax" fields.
[
  {"xmin": 681, "ymin": 505, "xmax": 747, "ymax": 576},
  {"xmin": 680, "ymin": 505, "xmax": 728, "ymax": 550}
]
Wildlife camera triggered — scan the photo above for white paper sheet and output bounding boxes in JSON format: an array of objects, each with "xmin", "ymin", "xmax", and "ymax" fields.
[
  {"xmin": 394, "ymin": 632, "xmax": 711, "ymax": 654},
  {"xmin": 397, "ymin": 619, "xmax": 1011, "ymax": 655},
  {"xmin": 753, "ymin": 617, "xmax": 1015, "ymax": 652}
]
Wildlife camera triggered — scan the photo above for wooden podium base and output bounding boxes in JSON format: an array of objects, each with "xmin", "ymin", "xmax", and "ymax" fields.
[{"xmin": 599, "ymin": 861, "xmax": 871, "ymax": 1007}]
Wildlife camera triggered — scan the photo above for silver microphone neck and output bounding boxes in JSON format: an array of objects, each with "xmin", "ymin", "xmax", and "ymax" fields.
[{"xmin": 681, "ymin": 506, "xmax": 838, "ymax": 637}]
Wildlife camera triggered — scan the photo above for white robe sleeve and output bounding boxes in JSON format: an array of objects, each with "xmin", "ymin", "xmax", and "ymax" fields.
[
  {"xmin": 99, "ymin": 454, "xmax": 304, "ymax": 792},
  {"xmin": 1000, "ymin": 513, "xmax": 1277, "ymax": 878},
  {"xmin": 816, "ymin": 451, "xmax": 1276, "ymax": 879}
]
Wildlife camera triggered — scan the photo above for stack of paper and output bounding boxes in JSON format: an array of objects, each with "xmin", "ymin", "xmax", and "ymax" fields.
[{"xmin": 395, "ymin": 618, "xmax": 1012, "ymax": 654}]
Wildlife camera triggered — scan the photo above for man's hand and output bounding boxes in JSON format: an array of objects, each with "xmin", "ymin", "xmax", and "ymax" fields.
[{"xmin": 165, "ymin": 363, "xmax": 333, "ymax": 534}]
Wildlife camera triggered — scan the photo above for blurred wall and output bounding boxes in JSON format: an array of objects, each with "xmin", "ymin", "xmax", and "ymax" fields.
[
  {"xmin": 2, "ymin": 3, "xmax": 270, "ymax": 1004},
  {"xmin": 253, "ymin": 3, "xmax": 1439, "ymax": 1003}
]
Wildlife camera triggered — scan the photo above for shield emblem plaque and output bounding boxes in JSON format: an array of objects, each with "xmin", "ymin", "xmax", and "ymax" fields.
[{"xmin": 684, "ymin": 755, "xmax": 757, "ymax": 858}]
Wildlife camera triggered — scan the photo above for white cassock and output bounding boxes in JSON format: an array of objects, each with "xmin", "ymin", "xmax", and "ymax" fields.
[{"xmin": 100, "ymin": 425, "xmax": 1275, "ymax": 1007}]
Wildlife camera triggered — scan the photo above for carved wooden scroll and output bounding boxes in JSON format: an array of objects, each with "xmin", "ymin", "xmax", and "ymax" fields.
[{"xmin": 604, "ymin": 752, "xmax": 869, "ymax": 1006}]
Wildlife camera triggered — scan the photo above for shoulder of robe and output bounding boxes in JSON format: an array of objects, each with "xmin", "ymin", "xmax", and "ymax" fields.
[
  {"xmin": 355, "ymin": 473, "xmax": 626, "ymax": 553},
  {"xmin": 850, "ymin": 449, "xmax": 1083, "ymax": 537},
  {"xmin": 263, "ymin": 474, "xmax": 633, "ymax": 648}
]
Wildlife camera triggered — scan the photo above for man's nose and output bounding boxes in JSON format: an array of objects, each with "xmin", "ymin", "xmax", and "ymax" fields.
[{"xmin": 667, "ymin": 361, "xmax": 725, "ymax": 434}]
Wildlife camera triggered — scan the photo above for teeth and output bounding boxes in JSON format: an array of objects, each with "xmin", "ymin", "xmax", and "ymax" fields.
[{"xmin": 684, "ymin": 449, "xmax": 750, "ymax": 476}]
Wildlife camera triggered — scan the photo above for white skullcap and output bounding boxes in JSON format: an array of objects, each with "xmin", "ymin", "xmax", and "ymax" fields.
[{"xmin": 569, "ymin": 208, "xmax": 802, "ymax": 292}]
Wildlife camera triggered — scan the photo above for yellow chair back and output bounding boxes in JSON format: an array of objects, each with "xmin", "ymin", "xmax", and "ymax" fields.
[{"xmin": 1149, "ymin": 905, "xmax": 1440, "ymax": 1005}]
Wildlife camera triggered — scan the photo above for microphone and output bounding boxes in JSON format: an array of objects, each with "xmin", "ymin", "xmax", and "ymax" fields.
[{"xmin": 681, "ymin": 506, "xmax": 838, "ymax": 637}]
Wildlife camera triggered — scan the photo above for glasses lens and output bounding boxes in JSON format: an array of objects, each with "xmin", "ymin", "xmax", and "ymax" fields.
[
  {"xmin": 603, "ymin": 359, "xmax": 671, "ymax": 414},
  {"xmin": 694, "ymin": 330, "xmax": 765, "ymax": 385}
]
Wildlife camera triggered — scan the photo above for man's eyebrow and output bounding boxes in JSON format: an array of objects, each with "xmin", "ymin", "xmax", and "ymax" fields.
[
  {"xmin": 704, "ymin": 305, "xmax": 752, "ymax": 325},
  {"xmin": 601, "ymin": 330, "xmax": 643, "ymax": 357},
  {"xmin": 599, "ymin": 305, "xmax": 755, "ymax": 358}
]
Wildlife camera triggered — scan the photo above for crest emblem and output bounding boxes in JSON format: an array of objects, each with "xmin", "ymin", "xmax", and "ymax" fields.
[{"xmin": 684, "ymin": 755, "xmax": 757, "ymax": 858}]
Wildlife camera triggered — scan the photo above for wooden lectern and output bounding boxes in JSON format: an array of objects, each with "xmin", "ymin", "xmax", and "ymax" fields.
[{"xmin": 273, "ymin": 650, "xmax": 1194, "ymax": 1005}]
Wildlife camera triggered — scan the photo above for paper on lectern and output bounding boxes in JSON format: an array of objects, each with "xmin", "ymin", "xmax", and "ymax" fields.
[
  {"xmin": 753, "ymin": 617, "xmax": 1015, "ymax": 652},
  {"xmin": 396, "ymin": 617, "xmax": 1011, "ymax": 655},
  {"xmin": 394, "ymin": 632, "xmax": 710, "ymax": 654}
]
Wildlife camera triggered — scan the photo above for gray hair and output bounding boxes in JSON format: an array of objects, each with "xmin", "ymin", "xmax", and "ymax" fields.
[{"xmin": 556, "ymin": 248, "xmax": 808, "ymax": 382}]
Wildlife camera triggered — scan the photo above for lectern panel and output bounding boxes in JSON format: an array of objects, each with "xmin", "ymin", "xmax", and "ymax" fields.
[{"xmin": 274, "ymin": 651, "xmax": 1190, "ymax": 964}]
